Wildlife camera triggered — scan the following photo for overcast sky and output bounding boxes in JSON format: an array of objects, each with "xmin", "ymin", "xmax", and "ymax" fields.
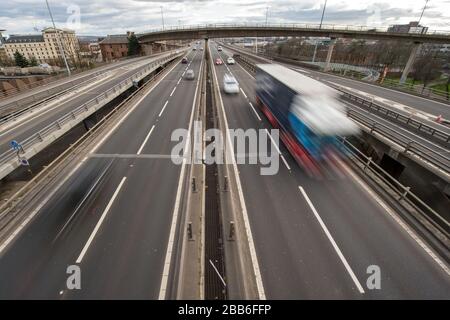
[{"xmin": 1, "ymin": 0, "xmax": 450, "ymax": 36}]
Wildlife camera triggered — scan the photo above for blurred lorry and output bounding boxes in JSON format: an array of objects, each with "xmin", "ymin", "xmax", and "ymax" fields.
[{"xmin": 255, "ymin": 64, "xmax": 359, "ymax": 173}]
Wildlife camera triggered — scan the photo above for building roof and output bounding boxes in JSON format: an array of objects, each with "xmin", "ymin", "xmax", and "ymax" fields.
[
  {"xmin": 99, "ymin": 35, "xmax": 129, "ymax": 45},
  {"xmin": 4, "ymin": 34, "xmax": 44, "ymax": 44}
]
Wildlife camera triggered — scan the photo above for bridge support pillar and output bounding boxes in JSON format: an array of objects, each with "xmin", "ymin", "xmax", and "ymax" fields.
[
  {"xmin": 400, "ymin": 42, "xmax": 422, "ymax": 84},
  {"xmin": 324, "ymin": 38, "xmax": 337, "ymax": 72}
]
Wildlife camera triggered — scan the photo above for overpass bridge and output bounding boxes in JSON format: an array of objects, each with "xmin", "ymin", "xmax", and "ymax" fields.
[{"xmin": 137, "ymin": 23, "xmax": 450, "ymax": 83}]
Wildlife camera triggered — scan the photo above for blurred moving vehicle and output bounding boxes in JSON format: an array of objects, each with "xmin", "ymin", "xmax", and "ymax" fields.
[
  {"xmin": 181, "ymin": 57, "xmax": 188, "ymax": 64},
  {"xmin": 255, "ymin": 64, "xmax": 359, "ymax": 175},
  {"xmin": 223, "ymin": 73, "xmax": 239, "ymax": 94},
  {"xmin": 218, "ymin": 46, "xmax": 223, "ymax": 51},
  {"xmin": 227, "ymin": 57, "xmax": 235, "ymax": 65},
  {"xmin": 185, "ymin": 69, "xmax": 195, "ymax": 80},
  {"xmin": 215, "ymin": 58, "xmax": 223, "ymax": 65}
]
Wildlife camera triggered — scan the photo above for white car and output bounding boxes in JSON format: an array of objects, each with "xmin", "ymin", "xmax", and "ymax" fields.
[
  {"xmin": 185, "ymin": 69, "xmax": 195, "ymax": 80},
  {"xmin": 227, "ymin": 57, "xmax": 235, "ymax": 65},
  {"xmin": 223, "ymin": 74, "xmax": 239, "ymax": 94},
  {"xmin": 218, "ymin": 46, "xmax": 223, "ymax": 51}
]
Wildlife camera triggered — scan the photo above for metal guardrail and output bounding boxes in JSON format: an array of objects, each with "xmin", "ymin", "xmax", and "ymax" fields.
[
  {"xmin": 138, "ymin": 23, "xmax": 450, "ymax": 37},
  {"xmin": 231, "ymin": 48, "xmax": 450, "ymax": 175},
  {"xmin": 338, "ymin": 90, "xmax": 450, "ymax": 144},
  {"xmin": 0, "ymin": 52, "xmax": 183, "ymax": 170}
]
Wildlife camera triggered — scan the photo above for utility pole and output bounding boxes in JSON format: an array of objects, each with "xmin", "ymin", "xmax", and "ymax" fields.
[
  {"xmin": 45, "ymin": 0, "xmax": 71, "ymax": 76},
  {"xmin": 160, "ymin": 6, "xmax": 165, "ymax": 30},
  {"xmin": 312, "ymin": 0, "xmax": 327, "ymax": 63},
  {"xmin": 264, "ymin": 6, "xmax": 269, "ymax": 53}
]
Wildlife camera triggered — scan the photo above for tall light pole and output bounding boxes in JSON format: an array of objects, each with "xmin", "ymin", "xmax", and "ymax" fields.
[
  {"xmin": 45, "ymin": 0, "xmax": 71, "ymax": 76},
  {"xmin": 160, "ymin": 6, "xmax": 165, "ymax": 30},
  {"xmin": 312, "ymin": 0, "xmax": 327, "ymax": 63},
  {"xmin": 417, "ymin": 0, "xmax": 429, "ymax": 26}
]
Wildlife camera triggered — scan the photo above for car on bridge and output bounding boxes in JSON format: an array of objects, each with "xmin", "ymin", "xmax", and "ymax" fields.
[
  {"xmin": 215, "ymin": 58, "xmax": 223, "ymax": 65},
  {"xmin": 227, "ymin": 57, "xmax": 235, "ymax": 65},
  {"xmin": 223, "ymin": 73, "xmax": 239, "ymax": 94}
]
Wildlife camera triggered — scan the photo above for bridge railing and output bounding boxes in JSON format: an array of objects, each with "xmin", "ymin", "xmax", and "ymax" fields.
[{"xmin": 137, "ymin": 23, "xmax": 450, "ymax": 37}]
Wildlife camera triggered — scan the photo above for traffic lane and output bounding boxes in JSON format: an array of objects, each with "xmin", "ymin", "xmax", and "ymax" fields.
[
  {"xmin": 0, "ymin": 54, "xmax": 164, "ymax": 108},
  {"xmin": 211, "ymin": 51, "xmax": 362, "ymax": 298},
  {"xmin": 314, "ymin": 73, "xmax": 450, "ymax": 120},
  {"xmin": 0, "ymin": 158, "xmax": 131, "ymax": 298},
  {"xmin": 342, "ymin": 101, "xmax": 450, "ymax": 157},
  {"xmin": 220, "ymin": 48, "xmax": 450, "ymax": 298},
  {"xmin": 299, "ymin": 176, "xmax": 450, "ymax": 299},
  {"xmin": 0, "ymin": 53, "xmax": 182, "ymax": 154},
  {"xmin": 62, "ymin": 52, "xmax": 201, "ymax": 298}
]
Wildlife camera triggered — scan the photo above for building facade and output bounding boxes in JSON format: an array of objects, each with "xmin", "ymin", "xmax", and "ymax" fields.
[{"xmin": 3, "ymin": 27, "xmax": 80, "ymax": 65}]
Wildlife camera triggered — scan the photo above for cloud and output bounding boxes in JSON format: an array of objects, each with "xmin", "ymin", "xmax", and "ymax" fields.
[{"xmin": 0, "ymin": 0, "xmax": 449, "ymax": 36}]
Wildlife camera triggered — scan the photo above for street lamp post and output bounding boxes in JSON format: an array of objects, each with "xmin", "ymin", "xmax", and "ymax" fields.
[
  {"xmin": 45, "ymin": 0, "xmax": 71, "ymax": 76},
  {"xmin": 160, "ymin": 6, "xmax": 165, "ymax": 30},
  {"xmin": 312, "ymin": 0, "xmax": 327, "ymax": 63}
]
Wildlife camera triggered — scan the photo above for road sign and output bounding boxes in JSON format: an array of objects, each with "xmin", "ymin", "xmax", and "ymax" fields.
[{"xmin": 10, "ymin": 140, "xmax": 21, "ymax": 151}]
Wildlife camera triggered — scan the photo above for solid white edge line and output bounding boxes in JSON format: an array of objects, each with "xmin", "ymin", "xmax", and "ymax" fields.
[
  {"xmin": 158, "ymin": 100, "xmax": 169, "ymax": 117},
  {"xmin": 248, "ymin": 102, "xmax": 262, "ymax": 121},
  {"xmin": 158, "ymin": 52, "xmax": 203, "ymax": 300},
  {"xmin": 76, "ymin": 176, "xmax": 127, "ymax": 264},
  {"xmin": 137, "ymin": 124, "xmax": 156, "ymax": 155},
  {"xmin": 210, "ymin": 44, "xmax": 266, "ymax": 299},
  {"xmin": 342, "ymin": 163, "xmax": 450, "ymax": 276},
  {"xmin": 298, "ymin": 186, "xmax": 365, "ymax": 294},
  {"xmin": 0, "ymin": 56, "xmax": 182, "ymax": 256}
]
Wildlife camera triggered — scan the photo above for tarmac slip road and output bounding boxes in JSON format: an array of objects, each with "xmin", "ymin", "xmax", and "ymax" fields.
[
  {"xmin": 0, "ymin": 49, "xmax": 202, "ymax": 299},
  {"xmin": 211, "ymin": 44, "xmax": 450, "ymax": 299},
  {"xmin": 0, "ymin": 52, "xmax": 178, "ymax": 156}
]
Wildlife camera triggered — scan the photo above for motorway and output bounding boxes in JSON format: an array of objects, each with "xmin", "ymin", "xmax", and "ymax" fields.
[
  {"xmin": 0, "ymin": 51, "xmax": 179, "ymax": 156},
  {"xmin": 210, "ymin": 43, "xmax": 450, "ymax": 299},
  {"xmin": 0, "ymin": 48, "xmax": 202, "ymax": 298}
]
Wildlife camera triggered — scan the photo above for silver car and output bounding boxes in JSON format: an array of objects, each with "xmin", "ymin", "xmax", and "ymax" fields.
[{"xmin": 185, "ymin": 69, "xmax": 195, "ymax": 80}]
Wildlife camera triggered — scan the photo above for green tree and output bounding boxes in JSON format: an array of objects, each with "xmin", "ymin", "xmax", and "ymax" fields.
[
  {"xmin": 127, "ymin": 34, "xmax": 140, "ymax": 56},
  {"xmin": 14, "ymin": 50, "xmax": 29, "ymax": 67},
  {"xmin": 29, "ymin": 56, "xmax": 38, "ymax": 67}
]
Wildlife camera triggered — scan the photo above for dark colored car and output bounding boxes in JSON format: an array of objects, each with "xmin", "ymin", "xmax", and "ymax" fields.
[{"xmin": 181, "ymin": 57, "xmax": 188, "ymax": 64}]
